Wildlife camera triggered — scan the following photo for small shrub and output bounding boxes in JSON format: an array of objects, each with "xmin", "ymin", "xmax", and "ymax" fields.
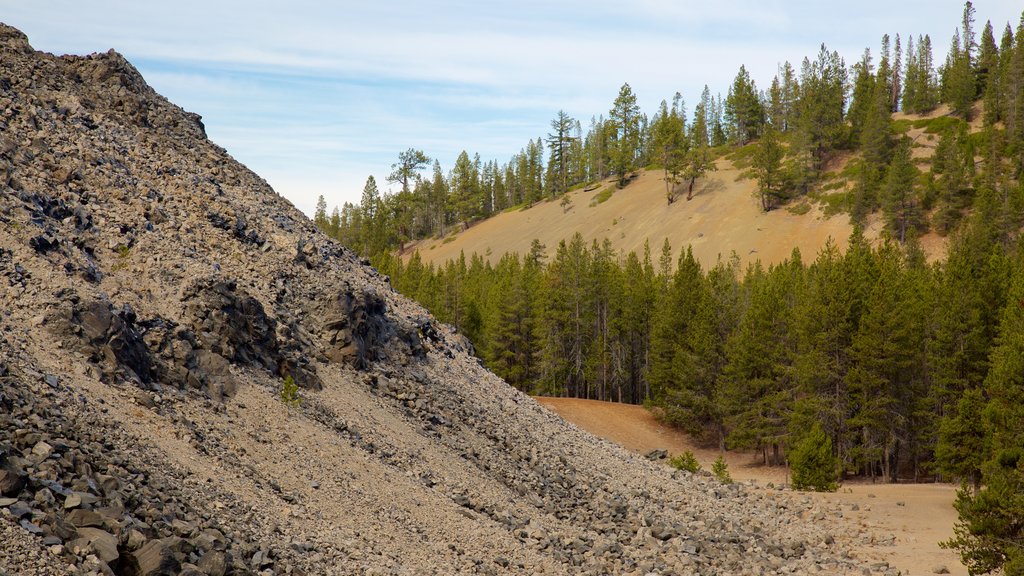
[
  {"xmin": 787, "ymin": 201, "xmax": 811, "ymax": 215},
  {"xmin": 790, "ymin": 423, "xmax": 839, "ymax": 492},
  {"xmin": 914, "ymin": 115, "xmax": 964, "ymax": 134},
  {"xmin": 111, "ymin": 244, "xmax": 131, "ymax": 271},
  {"xmin": 280, "ymin": 375, "xmax": 301, "ymax": 410},
  {"xmin": 591, "ymin": 186, "xmax": 615, "ymax": 206},
  {"xmin": 712, "ymin": 456, "xmax": 733, "ymax": 484},
  {"xmin": 560, "ymin": 194, "xmax": 573, "ymax": 212},
  {"xmin": 669, "ymin": 450, "xmax": 701, "ymax": 473},
  {"xmin": 819, "ymin": 190, "xmax": 853, "ymax": 217}
]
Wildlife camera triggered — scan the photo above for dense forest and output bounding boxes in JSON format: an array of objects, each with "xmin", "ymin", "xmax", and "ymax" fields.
[{"xmin": 314, "ymin": 4, "xmax": 1024, "ymax": 573}]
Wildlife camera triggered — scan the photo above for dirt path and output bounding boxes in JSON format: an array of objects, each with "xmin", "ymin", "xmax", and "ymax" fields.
[{"xmin": 535, "ymin": 397, "xmax": 967, "ymax": 576}]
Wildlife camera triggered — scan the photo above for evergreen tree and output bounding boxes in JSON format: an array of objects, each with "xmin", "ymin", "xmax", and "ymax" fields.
[
  {"xmin": 609, "ymin": 83, "xmax": 642, "ymax": 187},
  {"xmin": 793, "ymin": 45, "xmax": 848, "ymax": 182},
  {"xmin": 546, "ymin": 110, "xmax": 577, "ymax": 195},
  {"xmin": 792, "ymin": 239, "xmax": 857, "ymax": 474},
  {"xmin": 789, "ymin": 422, "xmax": 839, "ymax": 491},
  {"xmin": 845, "ymin": 242, "xmax": 927, "ymax": 481},
  {"xmin": 724, "ymin": 65, "xmax": 765, "ymax": 144},
  {"xmin": 615, "ymin": 245, "xmax": 656, "ymax": 403},
  {"xmin": 651, "ymin": 98, "xmax": 688, "ymax": 203},
  {"xmin": 450, "ymin": 150, "xmax": 481, "ymax": 229},
  {"xmin": 943, "ymin": 29, "xmax": 976, "ymax": 119},
  {"xmin": 752, "ymin": 124, "xmax": 786, "ymax": 211},
  {"xmin": 891, "ymin": 34, "xmax": 903, "ymax": 111},
  {"xmin": 718, "ymin": 255, "xmax": 801, "ymax": 465},
  {"xmin": 946, "ymin": 260, "xmax": 1024, "ymax": 575},
  {"xmin": 314, "ymin": 195, "xmax": 328, "ymax": 229},
  {"xmin": 882, "ymin": 136, "xmax": 921, "ymax": 243},
  {"xmin": 539, "ymin": 234, "xmax": 593, "ymax": 397}
]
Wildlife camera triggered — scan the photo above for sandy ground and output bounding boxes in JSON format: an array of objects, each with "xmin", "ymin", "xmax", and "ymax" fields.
[
  {"xmin": 535, "ymin": 397, "xmax": 967, "ymax": 576},
  {"xmin": 410, "ymin": 162, "xmax": 858, "ymax": 270}
]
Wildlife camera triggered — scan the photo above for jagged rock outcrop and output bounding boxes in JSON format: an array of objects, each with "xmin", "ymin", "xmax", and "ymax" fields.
[{"xmin": 0, "ymin": 22, "xmax": 892, "ymax": 576}]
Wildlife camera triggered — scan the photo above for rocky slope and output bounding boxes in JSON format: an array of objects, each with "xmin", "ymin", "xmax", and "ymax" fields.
[{"xmin": 0, "ymin": 24, "xmax": 894, "ymax": 576}]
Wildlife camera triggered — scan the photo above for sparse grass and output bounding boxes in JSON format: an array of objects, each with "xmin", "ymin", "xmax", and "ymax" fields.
[
  {"xmin": 818, "ymin": 190, "xmax": 853, "ymax": 217},
  {"xmin": 891, "ymin": 119, "xmax": 914, "ymax": 134},
  {"xmin": 819, "ymin": 179, "xmax": 847, "ymax": 192},
  {"xmin": 787, "ymin": 201, "xmax": 811, "ymax": 215},
  {"xmin": 442, "ymin": 235, "xmax": 457, "ymax": 245},
  {"xmin": 913, "ymin": 115, "xmax": 965, "ymax": 134},
  {"xmin": 725, "ymin": 141, "xmax": 758, "ymax": 170},
  {"xmin": 589, "ymin": 186, "xmax": 615, "ymax": 206}
]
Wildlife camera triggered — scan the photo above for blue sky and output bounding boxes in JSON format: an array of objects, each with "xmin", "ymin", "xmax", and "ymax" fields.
[{"xmin": 4, "ymin": 1, "xmax": 1022, "ymax": 215}]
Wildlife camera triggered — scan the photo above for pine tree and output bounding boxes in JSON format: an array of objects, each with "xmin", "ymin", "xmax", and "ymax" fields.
[
  {"xmin": 793, "ymin": 45, "xmax": 848, "ymax": 180},
  {"xmin": 845, "ymin": 242, "xmax": 926, "ymax": 481},
  {"xmin": 792, "ymin": 239, "xmax": 856, "ymax": 474},
  {"xmin": 724, "ymin": 65, "xmax": 765, "ymax": 144},
  {"xmin": 718, "ymin": 256, "xmax": 801, "ymax": 465},
  {"xmin": 649, "ymin": 247, "xmax": 704, "ymax": 402},
  {"xmin": 977, "ymin": 21, "xmax": 1000, "ymax": 125},
  {"xmin": 651, "ymin": 98, "xmax": 688, "ymax": 203},
  {"xmin": 882, "ymin": 136, "xmax": 921, "ymax": 243},
  {"xmin": 609, "ymin": 83, "xmax": 642, "ymax": 187},
  {"xmin": 847, "ymin": 49, "xmax": 876, "ymax": 143},
  {"xmin": 943, "ymin": 29, "xmax": 976, "ymax": 119},
  {"xmin": 546, "ymin": 110, "xmax": 576, "ymax": 195},
  {"xmin": 539, "ymin": 234, "xmax": 592, "ymax": 397},
  {"xmin": 891, "ymin": 34, "xmax": 903, "ymax": 111},
  {"xmin": 752, "ymin": 124, "xmax": 786, "ymax": 211},
  {"xmin": 945, "ymin": 260, "xmax": 1024, "ymax": 575},
  {"xmin": 314, "ymin": 195, "xmax": 328, "ymax": 230},
  {"xmin": 789, "ymin": 422, "xmax": 839, "ymax": 491},
  {"xmin": 614, "ymin": 245, "xmax": 656, "ymax": 403}
]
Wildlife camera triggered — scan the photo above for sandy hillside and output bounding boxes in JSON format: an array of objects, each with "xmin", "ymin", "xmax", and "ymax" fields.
[
  {"xmin": 407, "ymin": 103, "xmax": 987, "ymax": 270},
  {"xmin": 536, "ymin": 397, "xmax": 968, "ymax": 576},
  {"xmin": 409, "ymin": 163, "xmax": 858, "ymax": 269}
]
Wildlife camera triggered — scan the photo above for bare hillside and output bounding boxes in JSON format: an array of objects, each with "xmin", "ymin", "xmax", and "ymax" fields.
[
  {"xmin": 409, "ymin": 162, "xmax": 858, "ymax": 269},
  {"xmin": 0, "ymin": 23, "xmax": 898, "ymax": 575}
]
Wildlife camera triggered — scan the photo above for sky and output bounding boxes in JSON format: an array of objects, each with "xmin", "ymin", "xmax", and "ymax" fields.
[{"xmin": 4, "ymin": 1, "xmax": 1022, "ymax": 216}]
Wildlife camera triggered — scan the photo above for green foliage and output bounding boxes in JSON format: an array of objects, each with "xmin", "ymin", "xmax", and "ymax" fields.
[
  {"xmin": 789, "ymin": 423, "xmax": 839, "ymax": 492},
  {"xmin": 609, "ymin": 83, "xmax": 642, "ymax": 187},
  {"xmin": 912, "ymin": 115, "xmax": 965, "ymax": 134},
  {"xmin": 944, "ymin": 261, "xmax": 1024, "ymax": 574},
  {"xmin": 669, "ymin": 451, "xmax": 701, "ymax": 473},
  {"xmin": 712, "ymin": 455, "xmax": 733, "ymax": 484},
  {"xmin": 112, "ymin": 244, "xmax": 131, "ymax": 271},
  {"xmin": 280, "ymin": 375, "xmax": 301, "ymax": 410},
  {"xmin": 590, "ymin": 186, "xmax": 615, "ymax": 206},
  {"xmin": 751, "ymin": 125, "xmax": 787, "ymax": 211},
  {"xmin": 786, "ymin": 201, "xmax": 811, "ymax": 215}
]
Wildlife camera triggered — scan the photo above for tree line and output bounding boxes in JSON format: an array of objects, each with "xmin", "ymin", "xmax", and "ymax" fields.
[{"xmin": 318, "ymin": 3, "xmax": 1024, "ymax": 262}]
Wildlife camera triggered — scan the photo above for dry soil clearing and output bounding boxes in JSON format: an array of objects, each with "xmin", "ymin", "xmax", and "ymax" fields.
[
  {"xmin": 409, "ymin": 159, "xmax": 948, "ymax": 271},
  {"xmin": 535, "ymin": 397, "xmax": 967, "ymax": 576}
]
